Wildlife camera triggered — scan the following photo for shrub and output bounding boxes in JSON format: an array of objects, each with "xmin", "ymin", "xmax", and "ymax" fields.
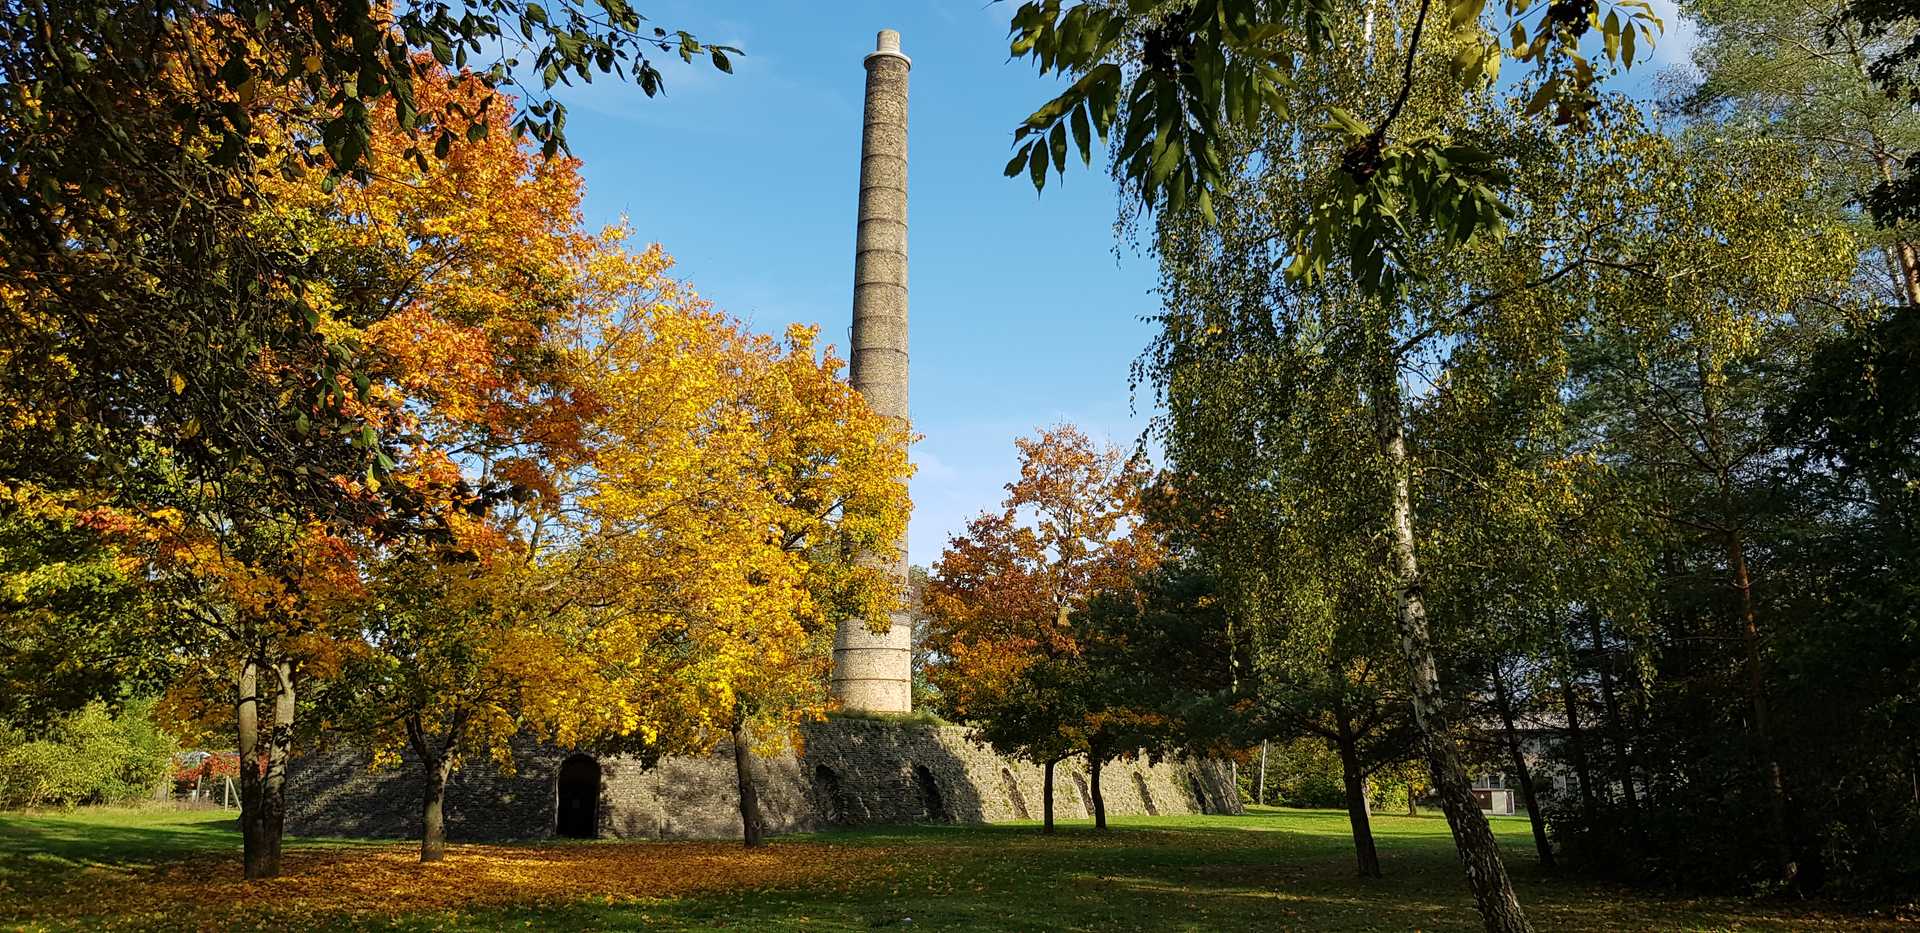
[
  {"xmin": 0, "ymin": 699, "xmax": 177, "ymax": 809},
  {"xmin": 1261, "ymin": 738, "xmax": 1346, "ymax": 809}
]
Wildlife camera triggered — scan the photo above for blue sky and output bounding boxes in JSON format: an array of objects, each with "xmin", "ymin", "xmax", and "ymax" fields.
[{"xmin": 546, "ymin": 2, "xmax": 1696, "ymax": 566}]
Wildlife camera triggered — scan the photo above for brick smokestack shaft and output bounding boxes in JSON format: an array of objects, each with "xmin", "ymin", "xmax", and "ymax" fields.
[{"xmin": 834, "ymin": 29, "xmax": 914, "ymax": 713}]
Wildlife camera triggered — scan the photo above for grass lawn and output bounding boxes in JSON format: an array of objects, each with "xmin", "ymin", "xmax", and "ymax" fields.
[{"xmin": 0, "ymin": 805, "xmax": 1897, "ymax": 931}]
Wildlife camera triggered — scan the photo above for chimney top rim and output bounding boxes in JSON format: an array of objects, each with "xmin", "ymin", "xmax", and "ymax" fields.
[{"xmin": 866, "ymin": 28, "xmax": 911, "ymax": 68}]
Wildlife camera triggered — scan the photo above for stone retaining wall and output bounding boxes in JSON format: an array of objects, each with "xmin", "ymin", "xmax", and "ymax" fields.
[{"xmin": 287, "ymin": 718, "xmax": 1242, "ymax": 842}]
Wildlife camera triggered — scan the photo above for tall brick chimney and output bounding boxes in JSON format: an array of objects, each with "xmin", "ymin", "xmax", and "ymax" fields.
[{"xmin": 832, "ymin": 29, "xmax": 914, "ymax": 713}]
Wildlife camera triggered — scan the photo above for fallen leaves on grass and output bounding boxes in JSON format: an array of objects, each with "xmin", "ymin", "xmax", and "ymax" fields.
[{"xmin": 9, "ymin": 840, "xmax": 900, "ymax": 928}]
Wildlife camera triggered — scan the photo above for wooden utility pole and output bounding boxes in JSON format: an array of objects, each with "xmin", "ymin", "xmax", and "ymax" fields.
[{"xmin": 1257, "ymin": 741, "xmax": 1268, "ymax": 805}]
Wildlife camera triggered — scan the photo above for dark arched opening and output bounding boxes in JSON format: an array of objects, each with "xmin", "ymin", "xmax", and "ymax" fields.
[
  {"xmin": 556, "ymin": 754, "xmax": 600, "ymax": 838},
  {"xmin": 1133, "ymin": 772, "xmax": 1159, "ymax": 816},
  {"xmin": 1072, "ymin": 772, "xmax": 1094, "ymax": 816},
  {"xmin": 812, "ymin": 764, "xmax": 849, "ymax": 826},
  {"xmin": 1000, "ymin": 768, "xmax": 1030, "ymax": 820},
  {"xmin": 912, "ymin": 765, "xmax": 949, "ymax": 822}
]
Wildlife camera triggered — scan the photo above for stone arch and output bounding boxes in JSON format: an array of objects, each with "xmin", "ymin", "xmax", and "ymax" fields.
[
  {"xmin": 555, "ymin": 754, "xmax": 600, "ymax": 838},
  {"xmin": 1186, "ymin": 770, "xmax": 1214, "ymax": 815},
  {"xmin": 811, "ymin": 764, "xmax": 850, "ymax": 826},
  {"xmin": 1000, "ymin": 768, "xmax": 1030, "ymax": 820},
  {"xmin": 1072, "ymin": 772, "xmax": 1094, "ymax": 817},
  {"xmin": 912, "ymin": 764, "xmax": 949, "ymax": 822},
  {"xmin": 1133, "ymin": 771, "xmax": 1159, "ymax": 816}
]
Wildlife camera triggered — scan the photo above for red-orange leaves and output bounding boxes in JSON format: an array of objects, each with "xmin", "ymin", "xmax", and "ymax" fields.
[{"xmin": 924, "ymin": 424, "xmax": 1159, "ymax": 742}]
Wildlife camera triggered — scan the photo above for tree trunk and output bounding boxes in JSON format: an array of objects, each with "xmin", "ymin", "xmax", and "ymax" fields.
[
  {"xmin": 1089, "ymin": 753, "xmax": 1107, "ymax": 830},
  {"xmin": 407, "ymin": 715, "xmax": 456, "ymax": 863},
  {"xmin": 1559, "ymin": 672, "xmax": 1598, "ymax": 828},
  {"xmin": 238, "ymin": 656, "xmax": 294, "ymax": 880},
  {"xmin": 1727, "ymin": 534, "xmax": 1797, "ymax": 888},
  {"xmin": 236, "ymin": 658, "xmax": 271, "ymax": 880},
  {"xmin": 261, "ymin": 659, "xmax": 293, "ymax": 875},
  {"xmin": 418, "ymin": 755, "xmax": 452, "ymax": 862},
  {"xmin": 1493, "ymin": 666, "xmax": 1556, "ymax": 870},
  {"xmin": 1408, "ymin": 789, "xmax": 1418, "ymax": 817},
  {"xmin": 731, "ymin": 715, "xmax": 763, "ymax": 848},
  {"xmin": 1370, "ymin": 362, "xmax": 1533, "ymax": 933},
  {"xmin": 1042, "ymin": 758, "xmax": 1057, "ymax": 834},
  {"xmin": 1589, "ymin": 612, "xmax": 1641, "ymax": 841},
  {"xmin": 1872, "ymin": 152, "xmax": 1920, "ymax": 305},
  {"xmin": 1337, "ymin": 735, "xmax": 1382, "ymax": 878}
]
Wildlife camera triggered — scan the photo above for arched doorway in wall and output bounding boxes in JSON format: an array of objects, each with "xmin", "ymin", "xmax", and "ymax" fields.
[
  {"xmin": 812, "ymin": 764, "xmax": 849, "ymax": 826},
  {"xmin": 912, "ymin": 765, "xmax": 949, "ymax": 822},
  {"xmin": 1000, "ymin": 768, "xmax": 1030, "ymax": 820},
  {"xmin": 556, "ymin": 754, "xmax": 600, "ymax": 838},
  {"xmin": 1133, "ymin": 772, "xmax": 1159, "ymax": 816}
]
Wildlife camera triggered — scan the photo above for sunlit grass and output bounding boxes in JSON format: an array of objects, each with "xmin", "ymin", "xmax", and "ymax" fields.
[{"xmin": 0, "ymin": 804, "xmax": 1881, "ymax": 931}]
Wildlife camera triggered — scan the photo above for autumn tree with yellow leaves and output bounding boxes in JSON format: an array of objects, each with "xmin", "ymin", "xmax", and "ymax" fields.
[
  {"xmin": 566, "ymin": 243, "xmax": 911, "ymax": 846},
  {"xmin": 279, "ymin": 68, "xmax": 910, "ymax": 859},
  {"xmin": 281, "ymin": 69, "xmax": 616, "ymax": 865},
  {"xmin": 33, "ymin": 46, "xmax": 909, "ymax": 869}
]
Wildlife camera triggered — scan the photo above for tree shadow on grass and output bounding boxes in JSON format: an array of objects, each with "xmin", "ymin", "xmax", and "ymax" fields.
[
  {"xmin": 656, "ymin": 813, "xmax": 1858, "ymax": 933},
  {"xmin": 0, "ymin": 813, "xmax": 239, "ymax": 867},
  {"xmin": 0, "ymin": 808, "xmax": 389, "ymax": 898}
]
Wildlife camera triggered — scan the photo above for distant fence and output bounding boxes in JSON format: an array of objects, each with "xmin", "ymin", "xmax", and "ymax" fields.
[{"xmin": 161, "ymin": 775, "xmax": 239, "ymax": 810}]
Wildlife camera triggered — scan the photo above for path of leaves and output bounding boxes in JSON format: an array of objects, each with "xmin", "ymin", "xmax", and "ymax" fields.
[{"xmin": 10, "ymin": 839, "xmax": 899, "ymax": 929}]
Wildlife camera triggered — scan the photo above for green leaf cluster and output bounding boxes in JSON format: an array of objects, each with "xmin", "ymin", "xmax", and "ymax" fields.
[
  {"xmin": 1003, "ymin": 0, "xmax": 1664, "ymax": 295},
  {"xmin": 0, "ymin": 699, "xmax": 178, "ymax": 810}
]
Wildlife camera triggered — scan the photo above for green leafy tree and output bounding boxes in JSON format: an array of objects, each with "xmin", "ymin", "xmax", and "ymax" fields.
[
  {"xmin": 1146, "ymin": 360, "xmax": 1420, "ymax": 877},
  {"xmin": 1077, "ymin": 559, "xmax": 1253, "ymax": 829},
  {"xmin": 0, "ymin": 496, "xmax": 173, "ymax": 724},
  {"xmin": 1836, "ymin": 0, "xmax": 1920, "ymax": 240},
  {"xmin": 1000, "ymin": 0, "xmax": 1662, "ymax": 290},
  {"xmin": 1680, "ymin": 0, "xmax": 1920, "ymax": 304},
  {"xmin": 1564, "ymin": 136, "xmax": 1858, "ymax": 889},
  {"xmin": 1139, "ymin": 15, "xmax": 1687, "ymax": 916}
]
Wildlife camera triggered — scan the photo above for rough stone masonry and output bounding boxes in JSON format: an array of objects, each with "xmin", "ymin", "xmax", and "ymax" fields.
[{"xmin": 289, "ymin": 718, "xmax": 1241, "ymax": 841}]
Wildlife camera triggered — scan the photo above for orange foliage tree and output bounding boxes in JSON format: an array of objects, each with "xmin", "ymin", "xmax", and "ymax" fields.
[
  {"xmin": 315, "ymin": 228, "xmax": 910, "ymax": 858},
  {"xmin": 277, "ymin": 70, "xmax": 620, "ymax": 864},
  {"xmin": 20, "ymin": 35, "xmax": 909, "ymax": 867},
  {"xmin": 0, "ymin": 21, "xmax": 405, "ymax": 880},
  {"xmin": 924, "ymin": 424, "xmax": 1158, "ymax": 831},
  {"xmin": 132, "ymin": 66, "xmax": 604, "ymax": 873}
]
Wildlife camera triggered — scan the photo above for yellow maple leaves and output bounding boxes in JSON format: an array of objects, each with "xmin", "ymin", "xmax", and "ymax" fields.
[
  {"xmin": 42, "ymin": 55, "xmax": 917, "ymax": 809},
  {"xmin": 564, "ymin": 241, "xmax": 912, "ymax": 754},
  {"xmin": 253, "ymin": 74, "xmax": 911, "ymax": 772}
]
